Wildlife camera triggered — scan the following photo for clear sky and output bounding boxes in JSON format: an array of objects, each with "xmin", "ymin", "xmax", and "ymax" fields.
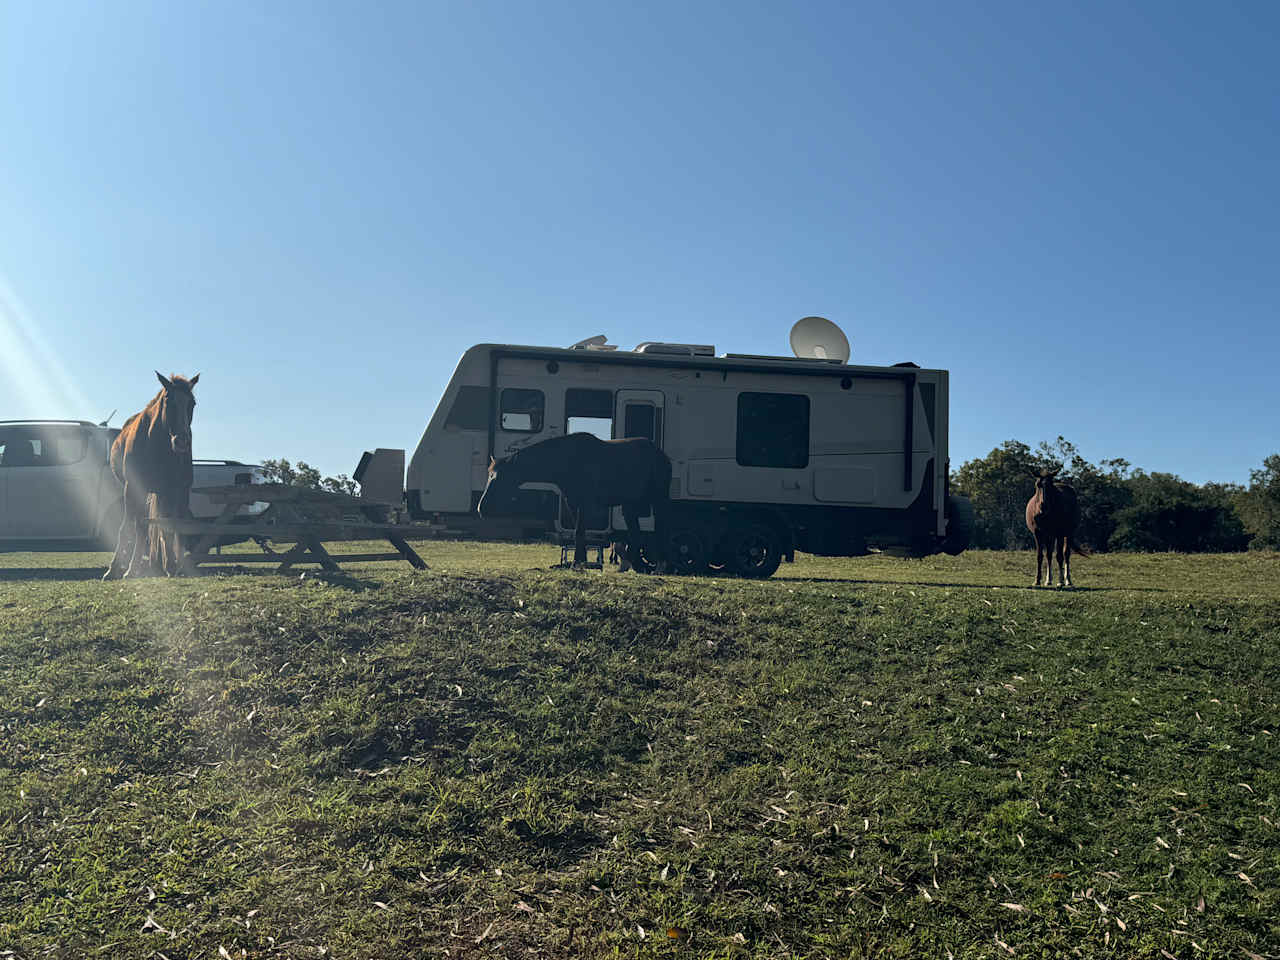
[{"xmin": 2, "ymin": 1, "xmax": 1276, "ymax": 485}]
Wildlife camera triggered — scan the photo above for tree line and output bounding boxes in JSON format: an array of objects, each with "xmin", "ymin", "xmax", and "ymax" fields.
[
  {"xmin": 953, "ymin": 438, "xmax": 1280, "ymax": 552},
  {"xmin": 259, "ymin": 459, "xmax": 358, "ymax": 496},
  {"xmin": 262, "ymin": 441, "xmax": 1280, "ymax": 554}
]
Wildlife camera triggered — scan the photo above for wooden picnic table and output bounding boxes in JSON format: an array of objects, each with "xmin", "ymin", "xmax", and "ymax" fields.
[{"xmin": 150, "ymin": 484, "xmax": 438, "ymax": 574}]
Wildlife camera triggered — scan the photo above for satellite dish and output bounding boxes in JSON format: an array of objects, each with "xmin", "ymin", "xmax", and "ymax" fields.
[{"xmin": 789, "ymin": 316, "xmax": 850, "ymax": 363}]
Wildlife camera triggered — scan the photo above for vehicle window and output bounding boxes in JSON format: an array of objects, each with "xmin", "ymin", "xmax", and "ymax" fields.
[
  {"xmin": 565, "ymin": 388, "xmax": 613, "ymax": 440},
  {"xmin": 736, "ymin": 393, "xmax": 809, "ymax": 468},
  {"xmin": 37, "ymin": 427, "xmax": 89, "ymax": 466},
  {"xmin": 0, "ymin": 427, "xmax": 88, "ymax": 467},
  {"xmin": 500, "ymin": 388, "xmax": 544, "ymax": 432},
  {"xmin": 445, "ymin": 385, "xmax": 489, "ymax": 430}
]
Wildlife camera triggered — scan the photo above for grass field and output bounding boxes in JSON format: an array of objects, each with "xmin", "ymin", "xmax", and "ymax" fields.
[{"xmin": 1, "ymin": 544, "xmax": 1278, "ymax": 958}]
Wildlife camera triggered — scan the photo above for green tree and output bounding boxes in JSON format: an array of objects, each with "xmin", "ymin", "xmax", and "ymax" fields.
[
  {"xmin": 1109, "ymin": 472, "xmax": 1248, "ymax": 552},
  {"xmin": 261, "ymin": 458, "xmax": 358, "ymax": 497},
  {"xmin": 952, "ymin": 441, "xmax": 1049, "ymax": 549},
  {"xmin": 1235, "ymin": 454, "xmax": 1280, "ymax": 550},
  {"xmin": 1035, "ymin": 437, "xmax": 1132, "ymax": 550}
]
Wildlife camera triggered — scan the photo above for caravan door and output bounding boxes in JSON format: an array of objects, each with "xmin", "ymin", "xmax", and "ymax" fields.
[{"xmin": 612, "ymin": 390, "xmax": 665, "ymax": 533}]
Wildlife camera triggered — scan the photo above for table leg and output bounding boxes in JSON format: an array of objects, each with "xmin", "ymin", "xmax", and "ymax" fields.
[
  {"xmin": 387, "ymin": 535, "xmax": 428, "ymax": 570},
  {"xmin": 275, "ymin": 542, "xmax": 312, "ymax": 572},
  {"xmin": 306, "ymin": 538, "xmax": 342, "ymax": 572},
  {"xmin": 183, "ymin": 501, "xmax": 244, "ymax": 575}
]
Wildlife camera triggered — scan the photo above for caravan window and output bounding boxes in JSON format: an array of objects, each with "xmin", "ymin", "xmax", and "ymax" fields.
[
  {"xmin": 565, "ymin": 388, "xmax": 613, "ymax": 440},
  {"xmin": 736, "ymin": 393, "xmax": 809, "ymax": 468},
  {"xmin": 500, "ymin": 388, "xmax": 544, "ymax": 432},
  {"xmin": 444, "ymin": 386, "xmax": 489, "ymax": 430}
]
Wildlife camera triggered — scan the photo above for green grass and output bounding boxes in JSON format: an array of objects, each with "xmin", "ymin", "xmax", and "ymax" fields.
[{"xmin": 1, "ymin": 545, "xmax": 1278, "ymax": 958}]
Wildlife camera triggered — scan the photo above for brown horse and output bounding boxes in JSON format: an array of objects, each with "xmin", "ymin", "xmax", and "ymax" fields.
[
  {"xmin": 478, "ymin": 433, "xmax": 670, "ymax": 569},
  {"xmin": 1025, "ymin": 468, "xmax": 1089, "ymax": 587},
  {"xmin": 103, "ymin": 372, "xmax": 199, "ymax": 579}
]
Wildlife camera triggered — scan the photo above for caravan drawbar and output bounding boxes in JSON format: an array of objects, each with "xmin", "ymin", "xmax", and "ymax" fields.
[{"xmin": 406, "ymin": 333, "xmax": 973, "ymax": 577}]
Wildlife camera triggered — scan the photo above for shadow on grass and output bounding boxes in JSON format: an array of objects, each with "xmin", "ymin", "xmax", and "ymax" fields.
[
  {"xmin": 196, "ymin": 566, "xmax": 385, "ymax": 591},
  {"xmin": 0, "ymin": 567, "xmax": 110, "ymax": 582},
  {"xmin": 778, "ymin": 576, "xmax": 1169, "ymax": 593},
  {"xmin": 0, "ymin": 565, "xmax": 384, "ymax": 591}
]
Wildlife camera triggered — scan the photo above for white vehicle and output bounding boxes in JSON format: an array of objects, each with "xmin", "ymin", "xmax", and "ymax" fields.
[
  {"xmin": 406, "ymin": 320, "xmax": 974, "ymax": 576},
  {"xmin": 0, "ymin": 420, "xmax": 266, "ymax": 549}
]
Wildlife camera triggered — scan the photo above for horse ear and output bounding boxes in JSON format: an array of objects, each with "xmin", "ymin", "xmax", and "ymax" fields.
[
  {"xmin": 189, "ymin": 373, "xmax": 200, "ymax": 387},
  {"xmin": 156, "ymin": 371, "xmax": 172, "ymax": 390},
  {"xmin": 1027, "ymin": 469, "xmax": 1041, "ymax": 480}
]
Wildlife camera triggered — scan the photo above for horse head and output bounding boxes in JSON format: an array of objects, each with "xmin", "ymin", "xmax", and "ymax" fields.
[
  {"xmin": 477, "ymin": 453, "xmax": 522, "ymax": 517},
  {"xmin": 1028, "ymin": 466, "xmax": 1064, "ymax": 498},
  {"xmin": 153, "ymin": 371, "xmax": 199, "ymax": 456}
]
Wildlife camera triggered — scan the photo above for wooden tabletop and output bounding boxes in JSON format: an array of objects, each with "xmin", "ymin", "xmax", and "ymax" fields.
[{"xmin": 190, "ymin": 484, "xmax": 393, "ymax": 508}]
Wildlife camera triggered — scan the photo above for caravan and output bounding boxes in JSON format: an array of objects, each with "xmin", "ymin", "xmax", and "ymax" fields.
[{"xmin": 406, "ymin": 320, "xmax": 973, "ymax": 576}]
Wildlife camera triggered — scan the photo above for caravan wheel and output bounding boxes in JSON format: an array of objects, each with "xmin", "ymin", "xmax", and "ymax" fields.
[
  {"xmin": 665, "ymin": 528, "xmax": 708, "ymax": 575},
  {"xmin": 727, "ymin": 524, "xmax": 783, "ymax": 579}
]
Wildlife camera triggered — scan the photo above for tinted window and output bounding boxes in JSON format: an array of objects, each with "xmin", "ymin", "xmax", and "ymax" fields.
[
  {"xmin": 445, "ymin": 385, "xmax": 489, "ymax": 430},
  {"xmin": 736, "ymin": 393, "xmax": 809, "ymax": 468},
  {"xmin": 565, "ymin": 388, "xmax": 613, "ymax": 441},
  {"xmin": 0, "ymin": 426, "xmax": 89, "ymax": 468},
  {"xmin": 500, "ymin": 388, "xmax": 544, "ymax": 432},
  {"xmin": 623, "ymin": 403, "xmax": 662, "ymax": 446},
  {"xmin": 565, "ymin": 388, "xmax": 613, "ymax": 420}
]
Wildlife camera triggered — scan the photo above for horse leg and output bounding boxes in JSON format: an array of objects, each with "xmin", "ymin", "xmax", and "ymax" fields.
[
  {"xmin": 120, "ymin": 486, "xmax": 153, "ymax": 578},
  {"xmin": 621, "ymin": 502, "xmax": 643, "ymax": 572},
  {"xmin": 1033, "ymin": 535, "xmax": 1044, "ymax": 587},
  {"xmin": 572, "ymin": 499, "xmax": 589, "ymax": 567},
  {"xmin": 158, "ymin": 486, "xmax": 186, "ymax": 576},
  {"xmin": 124, "ymin": 500, "xmax": 152, "ymax": 578},
  {"xmin": 150, "ymin": 490, "xmax": 170, "ymax": 576},
  {"xmin": 103, "ymin": 486, "xmax": 136, "ymax": 580},
  {"xmin": 1055, "ymin": 535, "xmax": 1067, "ymax": 587},
  {"xmin": 1063, "ymin": 536, "xmax": 1073, "ymax": 588}
]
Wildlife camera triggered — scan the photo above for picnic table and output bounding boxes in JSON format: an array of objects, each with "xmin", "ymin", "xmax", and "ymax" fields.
[{"xmin": 150, "ymin": 484, "xmax": 438, "ymax": 574}]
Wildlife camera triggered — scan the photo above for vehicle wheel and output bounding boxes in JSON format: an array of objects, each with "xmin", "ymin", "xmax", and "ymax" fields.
[
  {"xmin": 665, "ymin": 528, "xmax": 708, "ymax": 575},
  {"xmin": 727, "ymin": 523, "xmax": 783, "ymax": 579}
]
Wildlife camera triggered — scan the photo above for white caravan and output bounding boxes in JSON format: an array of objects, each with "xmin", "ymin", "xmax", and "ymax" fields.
[{"xmin": 406, "ymin": 322, "xmax": 973, "ymax": 576}]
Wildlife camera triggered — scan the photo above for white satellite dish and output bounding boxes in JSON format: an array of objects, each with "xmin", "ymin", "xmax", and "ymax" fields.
[{"xmin": 789, "ymin": 316, "xmax": 850, "ymax": 363}]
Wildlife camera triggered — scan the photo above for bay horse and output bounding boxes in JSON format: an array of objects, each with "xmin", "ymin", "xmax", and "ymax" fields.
[
  {"xmin": 478, "ymin": 433, "xmax": 670, "ymax": 569},
  {"xmin": 103, "ymin": 372, "xmax": 199, "ymax": 579},
  {"xmin": 1025, "ymin": 468, "xmax": 1089, "ymax": 587}
]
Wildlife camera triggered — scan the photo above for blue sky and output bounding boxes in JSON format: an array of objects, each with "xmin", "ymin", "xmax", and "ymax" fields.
[{"xmin": 2, "ymin": 0, "xmax": 1276, "ymax": 484}]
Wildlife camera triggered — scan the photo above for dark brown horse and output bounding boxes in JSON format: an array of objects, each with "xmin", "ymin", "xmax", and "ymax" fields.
[
  {"xmin": 1025, "ymin": 468, "xmax": 1089, "ymax": 587},
  {"xmin": 478, "ymin": 433, "xmax": 670, "ymax": 569},
  {"xmin": 103, "ymin": 372, "xmax": 199, "ymax": 579}
]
